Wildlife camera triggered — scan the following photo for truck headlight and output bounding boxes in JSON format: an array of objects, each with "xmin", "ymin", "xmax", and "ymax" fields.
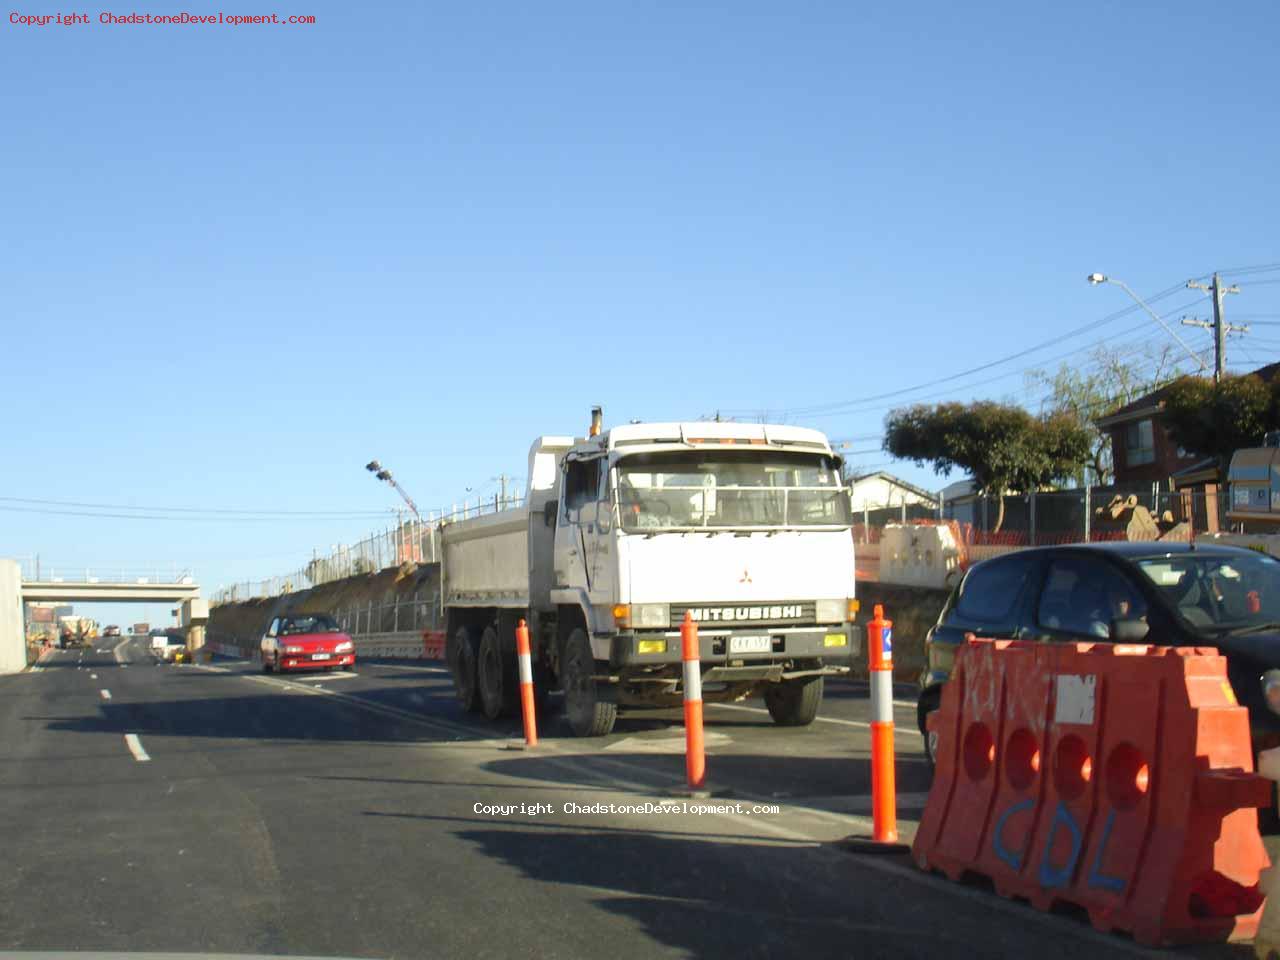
[
  {"xmin": 1263, "ymin": 670, "xmax": 1280, "ymax": 715},
  {"xmin": 816, "ymin": 599, "xmax": 855, "ymax": 624}
]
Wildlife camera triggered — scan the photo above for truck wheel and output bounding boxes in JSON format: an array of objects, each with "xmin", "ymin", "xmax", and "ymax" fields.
[
  {"xmin": 562, "ymin": 628, "xmax": 616, "ymax": 737},
  {"xmin": 448, "ymin": 625, "xmax": 481, "ymax": 714},
  {"xmin": 764, "ymin": 676, "xmax": 823, "ymax": 726},
  {"xmin": 477, "ymin": 625, "xmax": 518, "ymax": 720}
]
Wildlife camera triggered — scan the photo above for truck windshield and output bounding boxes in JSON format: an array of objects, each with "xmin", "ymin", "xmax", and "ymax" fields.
[
  {"xmin": 616, "ymin": 450, "xmax": 849, "ymax": 531},
  {"xmin": 1135, "ymin": 552, "xmax": 1280, "ymax": 633}
]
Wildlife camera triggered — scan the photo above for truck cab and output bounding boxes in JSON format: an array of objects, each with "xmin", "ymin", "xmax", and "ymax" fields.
[{"xmin": 443, "ymin": 414, "xmax": 860, "ymax": 737}]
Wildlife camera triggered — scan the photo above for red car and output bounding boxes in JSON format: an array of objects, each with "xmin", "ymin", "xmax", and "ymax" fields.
[{"xmin": 260, "ymin": 613, "xmax": 356, "ymax": 673}]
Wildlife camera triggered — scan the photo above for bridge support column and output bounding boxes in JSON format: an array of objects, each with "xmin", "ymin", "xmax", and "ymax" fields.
[{"xmin": 0, "ymin": 560, "xmax": 24, "ymax": 675}]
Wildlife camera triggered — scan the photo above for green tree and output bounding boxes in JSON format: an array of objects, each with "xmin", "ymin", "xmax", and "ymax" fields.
[
  {"xmin": 1163, "ymin": 374, "xmax": 1276, "ymax": 478},
  {"xmin": 884, "ymin": 401, "xmax": 1092, "ymax": 531},
  {"xmin": 1029, "ymin": 344, "xmax": 1178, "ymax": 484}
]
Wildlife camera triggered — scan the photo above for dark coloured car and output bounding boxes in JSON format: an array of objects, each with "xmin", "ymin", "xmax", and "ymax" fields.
[{"xmin": 917, "ymin": 542, "xmax": 1280, "ymax": 767}]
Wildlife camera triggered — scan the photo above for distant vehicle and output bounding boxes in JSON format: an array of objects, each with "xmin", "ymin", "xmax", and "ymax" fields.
[
  {"xmin": 918, "ymin": 542, "xmax": 1280, "ymax": 770},
  {"xmin": 133, "ymin": 622, "xmax": 150, "ymax": 637},
  {"xmin": 152, "ymin": 629, "xmax": 185, "ymax": 662},
  {"xmin": 103, "ymin": 625, "xmax": 121, "ymax": 638},
  {"xmin": 260, "ymin": 613, "xmax": 355, "ymax": 673}
]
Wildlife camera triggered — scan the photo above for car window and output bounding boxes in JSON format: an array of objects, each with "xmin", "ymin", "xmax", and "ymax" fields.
[
  {"xmin": 954, "ymin": 555, "xmax": 1036, "ymax": 623},
  {"xmin": 1036, "ymin": 557, "xmax": 1147, "ymax": 639}
]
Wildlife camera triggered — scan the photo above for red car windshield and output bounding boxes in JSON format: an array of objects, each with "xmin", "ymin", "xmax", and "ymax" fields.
[{"xmin": 279, "ymin": 616, "xmax": 342, "ymax": 636}]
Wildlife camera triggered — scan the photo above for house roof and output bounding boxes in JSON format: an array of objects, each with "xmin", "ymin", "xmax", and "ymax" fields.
[
  {"xmin": 848, "ymin": 470, "xmax": 938, "ymax": 504},
  {"xmin": 1094, "ymin": 360, "xmax": 1280, "ymax": 429}
]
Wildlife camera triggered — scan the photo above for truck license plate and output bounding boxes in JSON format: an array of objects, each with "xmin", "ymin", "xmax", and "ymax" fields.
[
  {"xmin": 311, "ymin": 653, "xmax": 330, "ymax": 660},
  {"xmin": 729, "ymin": 635, "xmax": 772, "ymax": 654}
]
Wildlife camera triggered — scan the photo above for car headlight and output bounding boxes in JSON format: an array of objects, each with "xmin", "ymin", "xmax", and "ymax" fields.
[
  {"xmin": 1262, "ymin": 670, "xmax": 1280, "ymax": 715},
  {"xmin": 335, "ymin": 640, "xmax": 354, "ymax": 653},
  {"xmin": 284, "ymin": 645, "xmax": 304, "ymax": 654},
  {"xmin": 816, "ymin": 599, "xmax": 857, "ymax": 624}
]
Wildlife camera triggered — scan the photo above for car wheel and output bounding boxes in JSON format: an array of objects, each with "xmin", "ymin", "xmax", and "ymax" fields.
[
  {"xmin": 764, "ymin": 676, "xmax": 824, "ymax": 726},
  {"xmin": 918, "ymin": 688, "xmax": 941, "ymax": 772},
  {"xmin": 447, "ymin": 624, "xmax": 482, "ymax": 713},
  {"xmin": 262, "ymin": 655, "xmax": 273, "ymax": 674},
  {"xmin": 561, "ymin": 628, "xmax": 616, "ymax": 737},
  {"xmin": 477, "ymin": 625, "xmax": 518, "ymax": 721}
]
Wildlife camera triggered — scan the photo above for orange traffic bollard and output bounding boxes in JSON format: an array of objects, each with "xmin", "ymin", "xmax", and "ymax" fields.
[
  {"xmin": 682, "ymin": 612, "xmax": 706, "ymax": 791},
  {"xmin": 515, "ymin": 619, "xmax": 538, "ymax": 747},
  {"xmin": 868, "ymin": 604, "xmax": 898, "ymax": 843}
]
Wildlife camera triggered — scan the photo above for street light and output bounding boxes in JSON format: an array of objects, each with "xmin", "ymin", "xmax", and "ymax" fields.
[
  {"xmin": 1086, "ymin": 273, "xmax": 1208, "ymax": 372},
  {"xmin": 364, "ymin": 458, "xmax": 422, "ymax": 521}
]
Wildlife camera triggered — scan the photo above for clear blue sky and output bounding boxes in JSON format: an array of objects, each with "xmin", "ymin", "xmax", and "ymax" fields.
[{"xmin": 4, "ymin": 1, "xmax": 1279, "ymax": 619}]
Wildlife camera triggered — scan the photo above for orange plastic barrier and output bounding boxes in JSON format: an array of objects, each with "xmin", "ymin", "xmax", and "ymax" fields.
[{"xmin": 914, "ymin": 638, "xmax": 1271, "ymax": 946}]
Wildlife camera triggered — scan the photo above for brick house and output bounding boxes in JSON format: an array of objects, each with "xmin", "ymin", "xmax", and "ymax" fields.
[{"xmin": 1095, "ymin": 361, "xmax": 1280, "ymax": 485}]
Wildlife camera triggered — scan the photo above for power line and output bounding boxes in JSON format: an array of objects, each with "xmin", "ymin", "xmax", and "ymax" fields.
[
  {"xmin": 0, "ymin": 504, "xmax": 397, "ymax": 523},
  {"xmin": 0, "ymin": 495, "xmax": 395, "ymax": 518},
  {"xmin": 723, "ymin": 282, "xmax": 1202, "ymax": 420}
]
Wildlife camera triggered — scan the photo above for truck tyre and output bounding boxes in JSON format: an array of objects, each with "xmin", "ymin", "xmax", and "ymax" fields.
[
  {"xmin": 448, "ymin": 625, "xmax": 482, "ymax": 714},
  {"xmin": 477, "ymin": 625, "xmax": 518, "ymax": 720},
  {"xmin": 764, "ymin": 676, "xmax": 823, "ymax": 726},
  {"xmin": 562, "ymin": 628, "xmax": 616, "ymax": 737}
]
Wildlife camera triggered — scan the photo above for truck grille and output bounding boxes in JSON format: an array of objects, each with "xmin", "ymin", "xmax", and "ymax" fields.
[{"xmin": 669, "ymin": 602, "xmax": 816, "ymax": 628}]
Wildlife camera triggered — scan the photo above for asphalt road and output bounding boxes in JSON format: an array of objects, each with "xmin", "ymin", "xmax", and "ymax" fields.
[{"xmin": 0, "ymin": 638, "xmax": 1259, "ymax": 959}]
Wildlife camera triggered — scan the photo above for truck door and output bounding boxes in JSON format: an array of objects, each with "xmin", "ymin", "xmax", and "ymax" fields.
[{"xmin": 557, "ymin": 456, "xmax": 608, "ymax": 605}]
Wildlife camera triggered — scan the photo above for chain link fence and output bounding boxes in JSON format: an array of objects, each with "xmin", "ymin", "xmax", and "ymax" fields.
[
  {"xmin": 213, "ymin": 495, "xmax": 523, "ymax": 603},
  {"xmin": 855, "ymin": 484, "xmax": 1232, "ymax": 583}
]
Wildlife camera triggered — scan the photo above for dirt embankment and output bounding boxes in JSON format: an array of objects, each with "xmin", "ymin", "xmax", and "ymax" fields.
[
  {"xmin": 209, "ymin": 562, "xmax": 441, "ymax": 655},
  {"xmin": 853, "ymin": 581, "xmax": 950, "ymax": 683}
]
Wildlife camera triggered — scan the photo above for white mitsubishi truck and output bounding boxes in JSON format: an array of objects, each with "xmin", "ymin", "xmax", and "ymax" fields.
[{"xmin": 443, "ymin": 410, "xmax": 860, "ymax": 736}]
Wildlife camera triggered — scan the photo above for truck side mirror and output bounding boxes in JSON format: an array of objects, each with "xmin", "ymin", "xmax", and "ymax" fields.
[{"xmin": 544, "ymin": 500, "xmax": 558, "ymax": 528}]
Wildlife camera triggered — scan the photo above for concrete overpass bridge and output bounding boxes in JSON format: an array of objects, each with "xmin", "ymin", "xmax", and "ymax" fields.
[{"xmin": 2, "ymin": 560, "xmax": 208, "ymax": 674}]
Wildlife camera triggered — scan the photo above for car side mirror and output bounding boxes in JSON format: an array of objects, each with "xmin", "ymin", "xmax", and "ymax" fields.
[
  {"xmin": 544, "ymin": 500, "xmax": 558, "ymax": 528},
  {"xmin": 1111, "ymin": 618, "xmax": 1149, "ymax": 642}
]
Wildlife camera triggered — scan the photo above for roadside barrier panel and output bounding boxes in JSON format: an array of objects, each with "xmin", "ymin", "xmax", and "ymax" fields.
[{"xmin": 914, "ymin": 638, "xmax": 1270, "ymax": 946}]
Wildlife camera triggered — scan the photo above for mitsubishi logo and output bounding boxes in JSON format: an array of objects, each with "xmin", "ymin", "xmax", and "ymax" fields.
[{"xmin": 739, "ymin": 568, "xmax": 752, "ymax": 584}]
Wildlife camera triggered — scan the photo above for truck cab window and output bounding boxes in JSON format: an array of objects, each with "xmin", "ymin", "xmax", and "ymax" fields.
[{"xmin": 564, "ymin": 459, "xmax": 602, "ymax": 515}]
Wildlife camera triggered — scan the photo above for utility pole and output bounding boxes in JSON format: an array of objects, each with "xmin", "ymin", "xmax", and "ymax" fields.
[
  {"xmin": 1185, "ymin": 273, "xmax": 1244, "ymax": 382},
  {"xmin": 493, "ymin": 473, "xmax": 515, "ymax": 508}
]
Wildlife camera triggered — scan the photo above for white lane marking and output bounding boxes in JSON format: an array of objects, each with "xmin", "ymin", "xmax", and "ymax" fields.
[
  {"xmin": 90, "ymin": 673, "xmax": 98, "ymax": 679},
  {"xmin": 708, "ymin": 702, "xmax": 924, "ymax": 738},
  {"xmin": 124, "ymin": 734, "xmax": 150, "ymax": 762},
  {"xmin": 29, "ymin": 666, "xmax": 43, "ymax": 674},
  {"xmin": 100, "ymin": 689, "xmax": 112, "ymax": 700},
  {"xmin": 604, "ymin": 731, "xmax": 734, "ymax": 754},
  {"xmin": 361, "ymin": 662, "xmax": 449, "ymax": 674},
  {"xmin": 289, "ymin": 671, "xmax": 358, "ymax": 682}
]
